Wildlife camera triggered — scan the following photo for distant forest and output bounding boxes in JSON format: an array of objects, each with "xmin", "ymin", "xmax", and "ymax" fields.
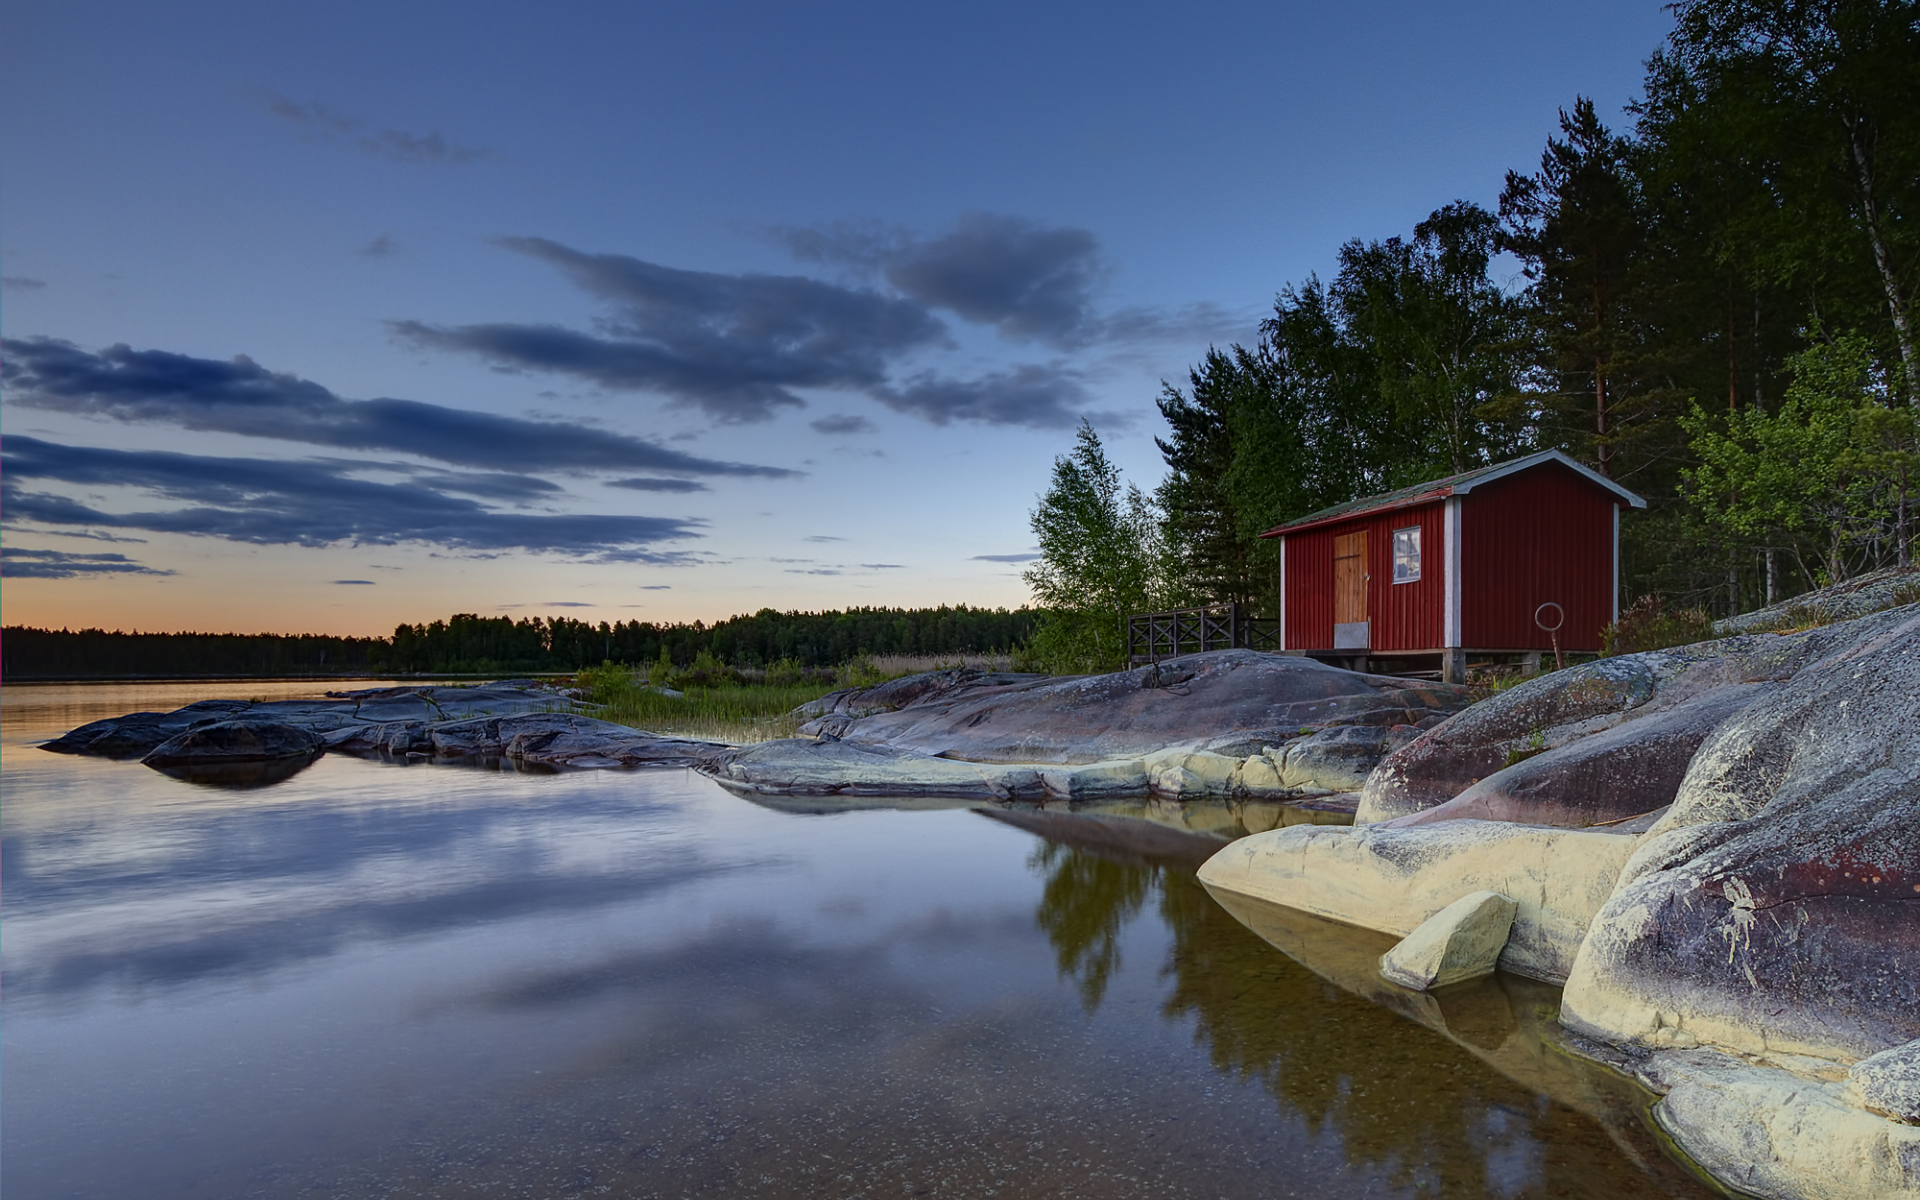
[{"xmin": 2, "ymin": 605, "xmax": 1041, "ymax": 679}]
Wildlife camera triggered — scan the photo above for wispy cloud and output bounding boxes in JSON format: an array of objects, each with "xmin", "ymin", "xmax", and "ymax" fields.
[
  {"xmin": 2, "ymin": 276, "xmax": 47, "ymax": 292},
  {"xmin": 607, "ymin": 476, "xmax": 709, "ymax": 494},
  {"xmin": 358, "ymin": 235, "xmax": 399, "ymax": 258},
  {"xmin": 332, "ymin": 579, "xmax": 375, "ymax": 585},
  {"xmin": 2, "ymin": 547, "xmax": 175, "ymax": 579},
  {"xmin": 2, "ymin": 436, "xmax": 702, "ymax": 559},
  {"xmin": 393, "ymin": 233, "xmax": 1113, "ymax": 431},
  {"xmin": 2, "ymin": 337, "xmax": 797, "ymax": 480},
  {"xmin": 393, "ymin": 236, "xmax": 948, "ymax": 424},
  {"xmin": 972, "ymin": 552, "xmax": 1041, "ymax": 562},
  {"xmin": 263, "ymin": 94, "xmax": 494, "ymax": 165},
  {"xmin": 809, "ymin": 413, "xmax": 875, "ymax": 435}
]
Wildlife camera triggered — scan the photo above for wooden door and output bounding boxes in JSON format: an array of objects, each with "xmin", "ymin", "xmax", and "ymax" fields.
[
  {"xmin": 1334, "ymin": 531, "xmax": 1367, "ymax": 624},
  {"xmin": 1333, "ymin": 530, "xmax": 1369, "ymax": 649}
]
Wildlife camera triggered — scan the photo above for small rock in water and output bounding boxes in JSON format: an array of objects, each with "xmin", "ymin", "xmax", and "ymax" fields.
[
  {"xmin": 141, "ymin": 720, "xmax": 326, "ymax": 767},
  {"xmin": 1379, "ymin": 889, "xmax": 1518, "ymax": 991}
]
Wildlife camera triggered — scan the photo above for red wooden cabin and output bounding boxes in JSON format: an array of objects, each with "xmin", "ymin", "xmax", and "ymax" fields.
[{"xmin": 1258, "ymin": 451, "xmax": 1645, "ymax": 681}]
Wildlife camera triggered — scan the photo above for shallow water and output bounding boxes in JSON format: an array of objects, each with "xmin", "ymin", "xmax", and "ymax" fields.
[{"xmin": 2, "ymin": 681, "xmax": 1716, "ymax": 1199}]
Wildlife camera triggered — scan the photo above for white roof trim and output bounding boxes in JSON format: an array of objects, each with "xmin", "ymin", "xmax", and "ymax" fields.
[{"xmin": 1453, "ymin": 449, "xmax": 1647, "ymax": 509}]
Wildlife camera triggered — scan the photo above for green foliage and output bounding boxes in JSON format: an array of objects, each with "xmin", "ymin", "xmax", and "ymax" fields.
[
  {"xmin": 1154, "ymin": 202, "xmax": 1533, "ymax": 615},
  {"xmin": 1023, "ymin": 421, "xmax": 1173, "ymax": 673},
  {"xmin": 1684, "ymin": 333, "xmax": 1917, "ymax": 582}
]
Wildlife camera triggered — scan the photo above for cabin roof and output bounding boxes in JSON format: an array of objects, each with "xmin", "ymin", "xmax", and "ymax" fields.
[{"xmin": 1255, "ymin": 450, "xmax": 1647, "ymax": 539}]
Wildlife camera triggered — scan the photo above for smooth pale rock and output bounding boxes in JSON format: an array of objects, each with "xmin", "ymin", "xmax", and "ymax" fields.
[
  {"xmin": 142, "ymin": 720, "xmax": 324, "ymax": 767},
  {"xmin": 794, "ymin": 650, "xmax": 1469, "ymax": 766},
  {"xmin": 1635, "ymin": 1050, "xmax": 1920, "ymax": 1200},
  {"xmin": 1144, "ymin": 747, "xmax": 1241, "ymax": 797},
  {"xmin": 1561, "ymin": 608, "xmax": 1920, "ymax": 1065},
  {"xmin": 704, "ymin": 737, "xmax": 1046, "ymax": 800},
  {"xmin": 1378, "ymin": 889, "xmax": 1518, "ymax": 990},
  {"xmin": 1037, "ymin": 759, "xmax": 1148, "ymax": 800},
  {"xmin": 1280, "ymin": 724, "xmax": 1403, "ymax": 793},
  {"xmin": 1848, "ymin": 1041, "xmax": 1920, "ymax": 1126},
  {"xmin": 1235, "ymin": 753, "xmax": 1285, "ymax": 796},
  {"xmin": 1197, "ymin": 819, "xmax": 1637, "ymax": 983}
]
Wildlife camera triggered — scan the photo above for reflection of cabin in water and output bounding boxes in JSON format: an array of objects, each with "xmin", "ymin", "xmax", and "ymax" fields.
[{"xmin": 1258, "ymin": 451, "xmax": 1645, "ymax": 682}]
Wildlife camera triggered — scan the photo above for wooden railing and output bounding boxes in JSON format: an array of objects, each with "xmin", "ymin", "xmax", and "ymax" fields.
[{"xmin": 1126, "ymin": 603, "xmax": 1281, "ymax": 663}]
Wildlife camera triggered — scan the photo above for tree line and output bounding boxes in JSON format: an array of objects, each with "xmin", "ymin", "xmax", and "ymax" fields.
[
  {"xmin": 4, "ymin": 605, "xmax": 1040, "ymax": 679},
  {"xmin": 1027, "ymin": 0, "xmax": 1918, "ymax": 671}
]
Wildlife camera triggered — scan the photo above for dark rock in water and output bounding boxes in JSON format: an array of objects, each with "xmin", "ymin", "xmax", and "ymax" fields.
[
  {"xmin": 326, "ymin": 712, "xmax": 725, "ymax": 769},
  {"xmin": 142, "ymin": 720, "xmax": 326, "ymax": 767},
  {"xmin": 147, "ymin": 756, "xmax": 321, "ymax": 789},
  {"xmin": 796, "ymin": 650, "xmax": 1470, "ymax": 766},
  {"xmin": 1562, "ymin": 608, "xmax": 1920, "ymax": 1064},
  {"xmin": 41, "ymin": 700, "xmax": 253, "ymax": 758}
]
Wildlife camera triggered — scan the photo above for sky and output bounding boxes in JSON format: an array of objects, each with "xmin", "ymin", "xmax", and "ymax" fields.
[{"xmin": 1, "ymin": 0, "xmax": 1674, "ymax": 636}]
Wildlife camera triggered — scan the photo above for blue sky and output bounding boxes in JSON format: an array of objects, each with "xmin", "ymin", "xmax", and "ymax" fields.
[{"xmin": 2, "ymin": 0, "xmax": 1671, "ymax": 634}]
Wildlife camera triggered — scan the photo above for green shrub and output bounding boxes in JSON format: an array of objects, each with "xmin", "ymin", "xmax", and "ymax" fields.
[{"xmin": 1602, "ymin": 595, "xmax": 1715, "ymax": 655}]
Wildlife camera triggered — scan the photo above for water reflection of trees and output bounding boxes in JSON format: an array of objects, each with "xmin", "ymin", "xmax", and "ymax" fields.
[{"xmin": 1027, "ymin": 837, "xmax": 1713, "ymax": 1200}]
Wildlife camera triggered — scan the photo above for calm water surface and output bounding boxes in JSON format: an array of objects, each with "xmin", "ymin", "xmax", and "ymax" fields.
[{"xmin": 3, "ymin": 682, "xmax": 1717, "ymax": 1199}]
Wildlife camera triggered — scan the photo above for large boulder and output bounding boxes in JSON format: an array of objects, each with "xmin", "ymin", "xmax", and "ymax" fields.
[
  {"xmin": 141, "ymin": 719, "xmax": 325, "ymax": 767},
  {"xmin": 1355, "ymin": 620, "xmax": 1880, "ymax": 826},
  {"xmin": 1560, "ymin": 607, "xmax": 1920, "ymax": 1066},
  {"xmin": 1197, "ymin": 819, "xmax": 1639, "ymax": 983},
  {"xmin": 1382, "ymin": 682, "xmax": 1765, "ymax": 829},
  {"xmin": 703, "ymin": 737, "xmax": 1047, "ymax": 800},
  {"xmin": 794, "ymin": 650, "xmax": 1468, "ymax": 766},
  {"xmin": 1633, "ymin": 1050, "xmax": 1920, "ymax": 1200}
]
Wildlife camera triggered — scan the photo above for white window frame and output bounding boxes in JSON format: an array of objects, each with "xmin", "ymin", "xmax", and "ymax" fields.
[{"xmin": 1391, "ymin": 526, "xmax": 1422, "ymax": 584}]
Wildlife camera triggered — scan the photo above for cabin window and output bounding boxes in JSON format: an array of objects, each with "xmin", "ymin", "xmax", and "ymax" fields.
[{"xmin": 1392, "ymin": 527, "xmax": 1421, "ymax": 583}]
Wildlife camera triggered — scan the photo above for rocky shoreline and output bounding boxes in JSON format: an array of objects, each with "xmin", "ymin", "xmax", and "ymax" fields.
[{"xmin": 43, "ymin": 592, "xmax": 1920, "ymax": 1198}]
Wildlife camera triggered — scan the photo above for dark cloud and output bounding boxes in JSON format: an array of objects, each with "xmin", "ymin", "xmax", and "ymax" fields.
[
  {"xmin": 332, "ymin": 579, "xmax": 375, "ymax": 585},
  {"xmin": 544, "ymin": 601, "xmax": 593, "ymax": 607},
  {"xmin": 640, "ymin": 585, "xmax": 672, "ymax": 590},
  {"xmin": 3, "ymin": 276, "xmax": 47, "ymax": 291},
  {"xmin": 884, "ymin": 214, "xmax": 1104, "ymax": 345},
  {"xmin": 972, "ymin": 552, "xmax": 1041, "ymax": 562},
  {"xmin": 1, "ymin": 547, "xmax": 174, "ymax": 579},
  {"xmin": 1, "ymin": 436, "xmax": 701, "ymax": 559},
  {"xmin": 2, "ymin": 338, "xmax": 795, "ymax": 479},
  {"xmin": 809, "ymin": 413, "xmax": 876, "ymax": 435},
  {"xmin": 775, "ymin": 214, "xmax": 1250, "ymax": 351},
  {"xmin": 606, "ymin": 476, "xmax": 709, "ymax": 494},
  {"xmin": 805, "ymin": 535, "xmax": 846, "ymax": 543},
  {"xmin": 876, "ymin": 363, "xmax": 1088, "ymax": 428},
  {"xmin": 264, "ymin": 94, "xmax": 493, "ymax": 165},
  {"xmin": 359, "ymin": 235, "xmax": 399, "ymax": 258},
  {"xmin": 777, "ymin": 213, "xmax": 1103, "ymax": 346},
  {"xmin": 859, "ymin": 563, "xmax": 906, "ymax": 569},
  {"xmin": 392, "ymin": 237, "xmax": 948, "ymax": 424}
]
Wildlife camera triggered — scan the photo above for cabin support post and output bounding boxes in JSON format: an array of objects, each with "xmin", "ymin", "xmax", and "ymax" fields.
[{"xmin": 1441, "ymin": 648, "xmax": 1466, "ymax": 685}]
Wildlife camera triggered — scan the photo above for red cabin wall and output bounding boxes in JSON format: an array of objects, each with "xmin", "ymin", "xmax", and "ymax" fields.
[
  {"xmin": 1283, "ymin": 502, "xmax": 1444, "ymax": 651},
  {"xmin": 1282, "ymin": 526, "xmax": 1336, "ymax": 650},
  {"xmin": 1459, "ymin": 464, "xmax": 1618, "ymax": 651}
]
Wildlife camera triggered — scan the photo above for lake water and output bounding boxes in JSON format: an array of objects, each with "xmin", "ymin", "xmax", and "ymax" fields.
[{"xmin": 3, "ymin": 681, "xmax": 1717, "ymax": 1199}]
